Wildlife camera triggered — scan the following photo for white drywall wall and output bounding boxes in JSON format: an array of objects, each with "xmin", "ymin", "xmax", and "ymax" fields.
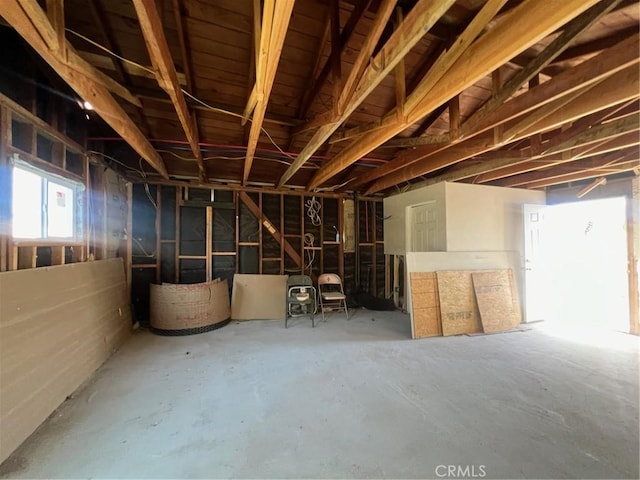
[{"xmin": 383, "ymin": 182, "xmax": 446, "ymax": 255}]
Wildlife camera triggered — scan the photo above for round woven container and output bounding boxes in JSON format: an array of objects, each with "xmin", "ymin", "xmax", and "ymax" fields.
[{"xmin": 150, "ymin": 279, "xmax": 231, "ymax": 335}]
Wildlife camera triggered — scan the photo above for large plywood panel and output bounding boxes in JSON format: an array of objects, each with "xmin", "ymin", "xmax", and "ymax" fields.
[
  {"xmin": 405, "ymin": 251, "xmax": 522, "ymax": 317},
  {"xmin": 0, "ymin": 259, "xmax": 132, "ymax": 463},
  {"xmin": 409, "ymin": 272, "xmax": 441, "ymax": 339},
  {"xmin": 472, "ymin": 269, "xmax": 522, "ymax": 333},
  {"xmin": 437, "ymin": 270, "xmax": 482, "ymax": 336},
  {"xmin": 231, "ymin": 274, "xmax": 287, "ymax": 320}
]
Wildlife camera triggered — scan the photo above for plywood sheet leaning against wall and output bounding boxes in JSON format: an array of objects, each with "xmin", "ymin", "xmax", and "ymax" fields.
[
  {"xmin": 231, "ymin": 274, "xmax": 288, "ymax": 320},
  {"xmin": 150, "ymin": 279, "xmax": 231, "ymax": 335},
  {"xmin": 472, "ymin": 269, "xmax": 522, "ymax": 333},
  {"xmin": 436, "ymin": 270, "xmax": 483, "ymax": 336},
  {"xmin": 0, "ymin": 258, "xmax": 131, "ymax": 464},
  {"xmin": 409, "ymin": 272, "xmax": 442, "ymax": 339}
]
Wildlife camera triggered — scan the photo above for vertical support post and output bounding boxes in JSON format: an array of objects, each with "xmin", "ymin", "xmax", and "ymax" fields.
[
  {"xmin": 11, "ymin": 245, "xmax": 18, "ymax": 271},
  {"xmin": 51, "ymin": 245, "xmax": 65, "ymax": 265},
  {"xmin": 354, "ymin": 193, "xmax": 360, "ymax": 288},
  {"xmin": 319, "ymin": 197, "xmax": 324, "ymax": 273},
  {"xmin": 300, "ymin": 195, "xmax": 305, "ymax": 275},
  {"xmin": 125, "ymin": 182, "xmax": 133, "ymax": 295},
  {"xmin": 384, "ymin": 254, "xmax": 391, "ymax": 299},
  {"xmin": 0, "ymin": 106, "xmax": 11, "ymax": 272},
  {"xmin": 84, "ymin": 154, "xmax": 90, "ymax": 260},
  {"xmin": 175, "ymin": 186, "xmax": 181, "ymax": 282},
  {"xmin": 393, "ymin": 254, "xmax": 400, "ymax": 307},
  {"xmin": 155, "ymin": 185, "xmax": 162, "ymax": 283},
  {"xmin": 206, "ymin": 205, "xmax": 213, "ymax": 281},
  {"xmin": 449, "ymin": 95, "xmax": 460, "ymax": 140},
  {"xmin": 258, "ymin": 192, "xmax": 263, "ymax": 274},
  {"xmin": 492, "ymin": 68, "xmax": 503, "ymax": 144},
  {"xmin": 280, "ymin": 193, "xmax": 284, "ymax": 274},
  {"xmin": 628, "ymin": 188, "xmax": 639, "ymax": 335},
  {"xmin": 235, "ymin": 190, "xmax": 240, "ymax": 274},
  {"xmin": 371, "ymin": 201, "xmax": 377, "ymax": 295},
  {"xmin": 338, "ymin": 196, "xmax": 344, "ymax": 281}
]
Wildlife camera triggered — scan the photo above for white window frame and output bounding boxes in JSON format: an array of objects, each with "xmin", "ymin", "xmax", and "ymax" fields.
[{"xmin": 11, "ymin": 157, "xmax": 85, "ymax": 242}]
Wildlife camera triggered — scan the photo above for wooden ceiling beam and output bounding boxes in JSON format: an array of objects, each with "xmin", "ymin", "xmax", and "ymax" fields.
[
  {"xmin": 552, "ymin": 25, "xmax": 639, "ymax": 65},
  {"xmin": 359, "ymin": 33, "xmax": 639, "ymax": 193},
  {"xmin": 0, "ymin": 0, "xmax": 168, "ymax": 178},
  {"xmin": 297, "ymin": 0, "xmax": 372, "ymax": 122},
  {"xmin": 456, "ymin": 129, "xmax": 640, "ymax": 188},
  {"xmin": 241, "ymin": 0, "xmax": 263, "ymax": 125},
  {"xmin": 307, "ymin": 0, "xmax": 596, "ymax": 191},
  {"xmin": 243, "ymin": 0, "xmax": 295, "ymax": 185},
  {"xmin": 87, "ymin": 0, "xmax": 154, "ymax": 137},
  {"xmin": 404, "ymin": 0, "xmax": 509, "ymax": 115},
  {"xmin": 570, "ymin": 128, "xmax": 640, "ymax": 159},
  {"xmin": 171, "ymin": 0, "xmax": 208, "ymax": 181},
  {"xmin": 44, "ymin": 0, "xmax": 65, "ymax": 58},
  {"xmin": 277, "ymin": 0, "xmax": 451, "ymax": 188},
  {"xmin": 76, "ymin": 49, "xmax": 187, "ymax": 86},
  {"xmin": 461, "ymin": 0, "xmax": 623, "ymax": 135},
  {"xmin": 499, "ymin": 148, "xmax": 639, "ymax": 188},
  {"xmin": 330, "ymin": 0, "xmax": 342, "ymax": 116},
  {"xmin": 134, "ymin": 0, "xmax": 206, "ymax": 181},
  {"xmin": 470, "ymin": 102, "xmax": 638, "ymax": 183}
]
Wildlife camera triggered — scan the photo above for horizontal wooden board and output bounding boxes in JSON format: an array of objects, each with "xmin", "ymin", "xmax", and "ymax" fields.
[{"xmin": 0, "ymin": 259, "xmax": 131, "ymax": 464}]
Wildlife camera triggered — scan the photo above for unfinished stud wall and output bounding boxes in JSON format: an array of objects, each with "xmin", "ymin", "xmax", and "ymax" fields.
[{"xmin": 129, "ymin": 186, "xmax": 388, "ymax": 322}]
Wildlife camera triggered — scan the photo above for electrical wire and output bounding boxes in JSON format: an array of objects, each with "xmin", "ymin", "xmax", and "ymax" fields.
[
  {"xmin": 133, "ymin": 237, "xmax": 156, "ymax": 257},
  {"xmin": 154, "ymin": 149, "xmax": 319, "ymax": 169},
  {"xmin": 305, "ymin": 197, "xmax": 322, "ymax": 226},
  {"xmin": 303, "ymin": 233, "xmax": 315, "ymax": 273},
  {"xmin": 67, "ymin": 28, "xmax": 296, "ymax": 164},
  {"xmin": 66, "ymin": 29, "xmax": 155, "ymax": 75}
]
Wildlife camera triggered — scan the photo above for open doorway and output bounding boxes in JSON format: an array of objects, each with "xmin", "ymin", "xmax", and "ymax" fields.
[{"xmin": 525, "ymin": 197, "xmax": 630, "ymax": 332}]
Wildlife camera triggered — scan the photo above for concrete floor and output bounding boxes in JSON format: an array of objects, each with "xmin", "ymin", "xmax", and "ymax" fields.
[{"xmin": 1, "ymin": 310, "xmax": 638, "ymax": 479}]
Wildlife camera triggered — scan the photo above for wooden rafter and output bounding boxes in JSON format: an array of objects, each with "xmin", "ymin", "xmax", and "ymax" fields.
[
  {"xmin": 330, "ymin": 0, "xmax": 342, "ymax": 116},
  {"xmin": 87, "ymin": 0, "xmax": 154, "ymax": 137},
  {"xmin": 296, "ymin": 0, "xmax": 372, "ymax": 122},
  {"xmin": 243, "ymin": 0, "xmax": 295, "ymax": 185},
  {"xmin": 307, "ymin": 0, "xmax": 549, "ymax": 190},
  {"xmin": 277, "ymin": 0, "xmax": 449, "ymax": 188},
  {"xmin": 461, "ymin": 0, "xmax": 624, "ymax": 136},
  {"xmin": 172, "ymin": 0, "xmax": 207, "ymax": 181},
  {"xmin": 357, "ymin": 31, "xmax": 639, "ymax": 193},
  {"xmin": 366, "ymin": 64, "xmax": 639, "ymax": 194},
  {"xmin": 500, "ymin": 148, "xmax": 639, "ymax": 189},
  {"xmin": 0, "ymin": 0, "xmax": 168, "ymax": 178},
  {"xmin": 467, "ymin": 102, "xmax": 639, "ymax": 184},
  {"xmin": 134, "ymin": 0, "xmax": 206, "ymax": 181}
]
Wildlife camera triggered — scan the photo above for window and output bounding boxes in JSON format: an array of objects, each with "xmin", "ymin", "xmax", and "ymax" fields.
[{"xmin": 12, "ymin": 160, "xmax": 84, "ymax": 241}]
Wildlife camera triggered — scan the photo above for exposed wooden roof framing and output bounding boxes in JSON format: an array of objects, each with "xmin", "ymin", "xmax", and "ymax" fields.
[
  {"xmin": 0, "ymin": 0, "xmax": 169, "ymax": 178},
  {"xmin": 0, "ymin": 0, "xmax": 637, "ymax": 193},
  {"xmin": 134, "ymin": 0, "xmax": 206, "ymax": 180}
]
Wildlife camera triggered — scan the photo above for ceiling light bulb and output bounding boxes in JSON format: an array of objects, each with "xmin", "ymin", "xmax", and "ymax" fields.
[{"xmin": 83, "ymin": 101, "xmax": 94, "ymax": 111}]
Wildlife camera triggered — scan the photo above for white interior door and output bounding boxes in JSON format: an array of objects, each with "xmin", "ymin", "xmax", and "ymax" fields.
[
  {"xmin": 523, "ymin": 204, "xmax": 548, "ymax": 322},
  {"xmin": 411, "ymin": 202, "xmax": 438, "ymax": 251}
]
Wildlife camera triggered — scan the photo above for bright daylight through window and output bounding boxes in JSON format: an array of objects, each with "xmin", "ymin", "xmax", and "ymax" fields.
[{"xmin": 11, "ymin": 161, "xmax": 83, "ymax": 240}]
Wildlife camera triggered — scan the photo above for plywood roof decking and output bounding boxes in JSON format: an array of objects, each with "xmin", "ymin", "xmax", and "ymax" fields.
[{"xmin": 1, "ymin": 0, "xmax": 638, "ymax": 193}]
